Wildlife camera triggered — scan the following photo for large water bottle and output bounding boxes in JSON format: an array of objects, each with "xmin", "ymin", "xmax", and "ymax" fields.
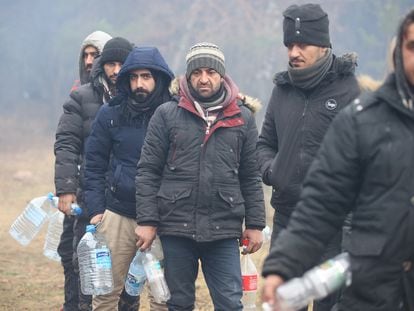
[
  {"xmin": 77, "ymin": 224, "xmax": 113, "ymax": 295},
  {"xmin": 142, "ymin": 248, "xmax": 171, "ymax": 303},
  {"xmin": 43, "ymin": 202, "xmax": 82, "ymax": 261},
  {"xmin": 125, "ymin": 251, "xmax": 147, "ymax": 296},
  {"xmin": 9, "ymin": 194, "xmax": 56, "ymax": 246},
  {"xmin": 262, "ymin": 252, "xmax": 352, "ymax": 311},
  {"xmin": 241, "ymin": 239, "xmax": 258, "ymax": 310}
]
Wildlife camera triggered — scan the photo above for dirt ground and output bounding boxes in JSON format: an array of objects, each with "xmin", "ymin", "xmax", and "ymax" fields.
[{"xmin": 0, "ymin": 127, "xmax": 275, "ymax": 310}]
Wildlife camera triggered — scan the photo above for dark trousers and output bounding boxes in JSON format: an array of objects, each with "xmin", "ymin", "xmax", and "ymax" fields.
[
  {"xmin": 58, "ymin": 216, "xmax": 139, "ymax": 311},
  {"xmin": 271, "ymin": 211, "xmax": 342, "ymax": 311},
  {"xmin": 161, "ymin": 236, "xmax": 243, "ymax": 311}
]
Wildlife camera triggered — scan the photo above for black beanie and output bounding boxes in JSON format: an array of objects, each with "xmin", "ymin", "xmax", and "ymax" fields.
[
  {"xmin": 185, "ymin": 42, "xmax": 225, "ymax": 78},
  {"xmin": 283, "ymin": 3, "xmax": 330, "ymax": 47},
  {"xmin": 100, "ymin": 37, "xmax": 133, "ymax": 64}
]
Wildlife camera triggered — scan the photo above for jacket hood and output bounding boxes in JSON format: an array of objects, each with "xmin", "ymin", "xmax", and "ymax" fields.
[
  {"xmin": 375, "ymin": 74, "xmax": 414, "ymax": 120},
  {"xmin": 169, "ymin": 77, "xmax": 262, "ymax": 114},
  {"xmin": 116, "ymin": 46, "xmax": 174, "ymax": 96},
  {"xmin": 79, "ymin": 31, "xmax": 112, "ymax": 84},
  {"xmin": 274, "ymin": 52, "xmax": 358, "ymax": 86}
]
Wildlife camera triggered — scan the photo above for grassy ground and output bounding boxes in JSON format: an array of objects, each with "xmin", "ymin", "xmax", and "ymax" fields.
[{"xmin": 0, "ymin": 123, "xmax": 274, "ymax": 310}]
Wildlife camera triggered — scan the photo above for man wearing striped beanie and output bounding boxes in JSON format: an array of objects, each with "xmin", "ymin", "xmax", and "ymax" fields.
[{"xmin": 134, "ymin": 42, "xmax": 265, "ymax": 310}]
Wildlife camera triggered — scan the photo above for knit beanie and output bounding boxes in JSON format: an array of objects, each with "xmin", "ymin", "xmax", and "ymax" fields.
[
  {"xmin": 185, "ymin": 42, "xmax": 225, "ymax": 78},
  {"xmin": 283, "ymin": 3, "xmax": 330, "ymax": 47},
  {"xmin": 100, "ymin": 37, "xmax": 133, "ymax": 64}
]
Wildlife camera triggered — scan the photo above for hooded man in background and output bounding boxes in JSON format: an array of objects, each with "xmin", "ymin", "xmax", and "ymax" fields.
[
  {"xmin": 56, "ymin": 30, "xmax": 111, "ymax": 311},
  {"xmin": 54, "ymin": 36, "xmax": 136, "ymax": 311}
]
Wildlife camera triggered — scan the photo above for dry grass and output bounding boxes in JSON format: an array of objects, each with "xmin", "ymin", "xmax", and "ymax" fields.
[{"xmin": 0, "ymin": 123, "xmax": 274, "ymax": 310}]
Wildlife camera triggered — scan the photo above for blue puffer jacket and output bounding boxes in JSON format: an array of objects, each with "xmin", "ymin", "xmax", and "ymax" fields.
[{"xmin": 84, "ymin": 47, "xmax": 174, "ymax": 219}]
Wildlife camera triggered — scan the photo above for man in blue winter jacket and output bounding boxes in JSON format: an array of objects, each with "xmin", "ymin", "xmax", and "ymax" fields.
[{"xmin": 84, "ymin": 46, "xmax": 174, "ymax": 310}]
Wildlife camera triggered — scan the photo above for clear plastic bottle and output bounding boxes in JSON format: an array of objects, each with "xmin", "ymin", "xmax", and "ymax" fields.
[
  {"xmin": 77, "ymin": 224, "xmax": 113, "ymax": 295},
  {"xmin": 262, "ymin": 225, "xmax": 272, "ymax": 243},
  {"xmin": 125, "ymin": 251, "xmax": 147, "ymax": 296},
  {"xmin": 43, "ymin": 197, "xmax": 82, "ymax": 261},
  {"xmin": 9, "ymin": 194, "xmax": 56, "ymax": 246},
  {"xmin": 241, "ymin": 239, "xmax": 258, "ymax": 310},
  {"xmin": 262, "ymin": 252, "xmax": 352, "ymax": 311},
  {"xmin": 142, "ymin": 248, "xmax": 171, "ymax": 303}
]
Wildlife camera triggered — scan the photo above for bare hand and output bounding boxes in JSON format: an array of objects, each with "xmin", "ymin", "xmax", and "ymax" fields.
[
  {"xmin": 262, "ymin": 275, "xmax": 285, "ymax": 310},
  {"xmin": 241, "ymin": 228, "xmax": 263, "ymax": 254},
  {"xmin": 58, "ymin": 193, "xmax": 76, "ymax": 215},
  {"xmin": 135, "ymin": 225, "xmax": 157, "ymax": 251},
  {"xmin": 90, "ymin": 214, "xmax": 103, "ymax": 225}
]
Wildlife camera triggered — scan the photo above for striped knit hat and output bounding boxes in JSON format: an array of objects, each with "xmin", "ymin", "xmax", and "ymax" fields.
[{"xmin": 185, "ymin": 42, "xmax": 225, "ymax": 78}]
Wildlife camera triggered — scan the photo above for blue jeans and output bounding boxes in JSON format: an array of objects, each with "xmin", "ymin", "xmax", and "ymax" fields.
[{"xmin": 160, "ymin": 236, "xmax": 243, "ymax": 311}]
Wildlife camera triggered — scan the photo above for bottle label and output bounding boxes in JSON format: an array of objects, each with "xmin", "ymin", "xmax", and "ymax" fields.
[
  {"xmin": 242, "ymin": 274, "xmax": 258, "ymax": 291},
  {"xmin": 95, "ymin": 248, "xmax": 111, "ymax": 269}
]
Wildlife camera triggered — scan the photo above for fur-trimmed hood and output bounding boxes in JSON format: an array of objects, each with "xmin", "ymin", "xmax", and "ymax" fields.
[{"xmin": 169, "ymin": 77, "xmax": 262, "ymax": 114}]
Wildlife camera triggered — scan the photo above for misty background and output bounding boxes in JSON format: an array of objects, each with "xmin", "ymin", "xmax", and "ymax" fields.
[{"xmin": 1, "ymin": 0, "xmax": 413, "ymax": 151}]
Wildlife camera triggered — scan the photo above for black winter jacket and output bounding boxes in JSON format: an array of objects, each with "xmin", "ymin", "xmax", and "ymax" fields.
[
  {"xmin": 262, "ymin": 74, "xmax": 414, "ymax": 310},
  {"xmin": 257, "ymin": 54, "xmax": 360, "ymax": 219},
  {"xmin": 135, "ymin": 76, "xmax": 266, "ymax": 242},
  {"xmin": 54, "ymin": 59, "xmax": 107, "ymax": 217}
]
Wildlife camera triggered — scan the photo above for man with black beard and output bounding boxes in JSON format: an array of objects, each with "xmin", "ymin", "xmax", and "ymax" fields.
[
  {"xmin": 84, "ymin": 46, "xmax": 174, "ymax": 310},
  {"xmin": 54, "ymin": 37, "xmax": 135, "ymax": 311}
]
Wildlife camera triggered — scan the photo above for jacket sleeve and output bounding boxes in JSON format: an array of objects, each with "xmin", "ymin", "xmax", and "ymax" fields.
[
  {"xmin": 54, "ymin": 91, "xmax": 84, "ymax": 195},
  {"xmin": 83, "ymin": 106, "xmax": 112, "ymax": 218},
  {"xmin": 239, "ymin": 110, "xmax": 266, "ymax": 230},
  {"xmin": 135, "ymin": 105, "xmax": 170, "ymax": 225},
  {"xmin": 256, "ymin": 87, "xmax": 279, "ymax": 186},
  {"xmin": 262, "ymin": 105, "xmax": 361, "ymax": 279}
]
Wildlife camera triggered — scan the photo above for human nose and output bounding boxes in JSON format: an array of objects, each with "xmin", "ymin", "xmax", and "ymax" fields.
[
  {"xmin": 289, "ymin": 45, "xmax": 300, "ymax": 58},
  {"xmin": 199, "ymin": 71, "xmax": 209, "ymax": 83},
  {"xmin": 114, "ymin": 63, "xmax": 122, "ymax": 75},
  {"xmin": 86, "ymin": 54, "xmax": 94, "ymax": 65}
]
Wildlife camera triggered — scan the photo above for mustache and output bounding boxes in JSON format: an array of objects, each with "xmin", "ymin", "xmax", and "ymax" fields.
[
  {"xmin": 85, "ymin": 64, "xmax": 93, "ymax": 71},
  {"xmin": 133, "ymin": 88, "xmax": 150, "ymax": 95}
]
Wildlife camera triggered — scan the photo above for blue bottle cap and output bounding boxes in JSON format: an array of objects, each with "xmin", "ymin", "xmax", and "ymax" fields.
[
  {"xmin": 72, "ymin": 205, "xmax": 82, "ymax": 215},
  {"xmin": 86, "ymin": 225, "xmax": 96, "ymax": 233}
]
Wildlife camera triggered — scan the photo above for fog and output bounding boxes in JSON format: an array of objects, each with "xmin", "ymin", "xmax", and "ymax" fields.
[{"xmin": 0, "ymin": 0, "xmax": 412, "ymax": 143}]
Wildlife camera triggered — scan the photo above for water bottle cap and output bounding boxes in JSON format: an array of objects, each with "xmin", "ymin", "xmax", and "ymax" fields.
[
  {"xmin": 86, "ymin": 224, "xmax": 96, "ymax": 233},
  {"xmin": 72, "ymin": 206, "xmax": 82, "ymax": 215},
  {"xmin": 47, "ymin": 192, "xmax": 54, "ymax": 201},
  {"xmin": 242, "ymin": 239, "xmax": 249, "ymax": 247}
]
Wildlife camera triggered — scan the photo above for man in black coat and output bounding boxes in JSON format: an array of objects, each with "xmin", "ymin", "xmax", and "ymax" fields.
[
  {"xmin": 135, "ymin": 42, "xmax": 266, "ymax": 310},
  {"xmin": 54, "ymin": 37, "xmax": 135, "ymax": 311},
  {"xmin": 262, "ymin": 8, "xmax": 414, "ymax": 311},
  {"xmin": 256, "ymin": 4, "xmax": 360, "ymax": 310}
]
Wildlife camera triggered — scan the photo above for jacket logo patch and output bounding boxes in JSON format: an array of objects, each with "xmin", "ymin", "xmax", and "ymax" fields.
[{"xmin": 325, "ymin": 99, "xmax": 338, "ymax": 111}]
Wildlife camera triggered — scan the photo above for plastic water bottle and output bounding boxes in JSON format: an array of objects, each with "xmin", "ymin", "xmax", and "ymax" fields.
[
  {"xmin": 262, "ymin": 252, "xmax": 352, "ymax": 311},
  {"xmin": 241, "ymin": 239, "xmax": 258, "ymax": 310},
  {"xmin": 43, "ymin": 204, "xmax": 82, "ymax": 261},
  {"xmin": 125, "ymin": 251, "xmax": 147, "ymax": 296},
  {"xmin": 9, "ymin": 194, "xmax": 56, "ymax": 246},
  {"xmin": 47, "ymin": 193, "xmax": 83, "ymax": 216},
  {"xmin": 77, "ymin": 224, "xmax": 113, "ymax": 295},
  {"xmin": 142, "ymin": 248, "xmax": 171, "ymax": 303}
]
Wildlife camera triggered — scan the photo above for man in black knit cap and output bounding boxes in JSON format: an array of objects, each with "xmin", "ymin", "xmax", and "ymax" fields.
[
  {"xmin": 257, "ymin": 4, "xmax": 360, "ymax": 310},
  {"xmin": 262, "ymin": 7, "xmax": 414, "ymax": 311},
  {"xmin": 54, "ymin": 37, "xmax": 137, "ymax": 311}
]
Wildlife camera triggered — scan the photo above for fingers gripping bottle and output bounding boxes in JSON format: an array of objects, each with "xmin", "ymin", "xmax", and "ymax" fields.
[
  {"xmin": 125, "ymin": 251, "xmax": 147, "ymax": 296},
  {"xmin": 43, "ymin": 194, "xmax": 82, "ymax": 261},
  {"xmin": 241, "ymin": 239, "xmax": 258, "ymax": 310},
  {"xmin": 263, "ymin": 252, "xmax": 352, "ymax": 311},
  {"xmin": 142, "ymin": 248, "xmax": 171, "ymax": 303},
  {"xmin": 77, "ymin": 224, "xmax": 113, "ymax": 295},
  {"xmin": 9, "ymin": 193, "xmax": 57, "ymax": 246}
]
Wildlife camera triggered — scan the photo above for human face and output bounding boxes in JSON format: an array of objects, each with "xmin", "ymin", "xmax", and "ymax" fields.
[
  {"xmin": 402, "ymin": 23, "xmax": 414, "ymax": 86},
  {"xmin": 129, "ymin": 69, "xmax": 156, "ymax": 101},
  {"xmin": 287, "ymin": 43, "xmax": 328, "ymax": 68},
  {"xmin": 190, "ymin": 67, "xmax": 222, "ymax": 98},
  {"xmin": 83, "ymin": 45, "xmax": 99, "ymax": 73},
  {"xmin": 103, "ymin": 61, "xmax": 122, "ymax": 85}
]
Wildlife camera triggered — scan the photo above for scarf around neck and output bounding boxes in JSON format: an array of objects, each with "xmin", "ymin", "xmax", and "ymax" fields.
[{"xmin": 288, "ymin": 48, "xmax": 333, "ymax": 90}]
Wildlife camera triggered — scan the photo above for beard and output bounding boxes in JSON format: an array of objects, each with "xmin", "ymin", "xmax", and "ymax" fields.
[{"xmin": 131, "ymin": 88, "xmax": 150, "ymax": 103}]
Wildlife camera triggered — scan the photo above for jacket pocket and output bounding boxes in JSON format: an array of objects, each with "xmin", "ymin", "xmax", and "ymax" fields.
[
  {"xmin": 210, "ymin": 189, "xmax": 245, "ymax": 230},
  {"xmin": 156, "ymin": 186, "xmax": 193, "ymax": 222},
  {"xmin": 345, "ymin": 231, "xmax": 387, "ymax": 256}
]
